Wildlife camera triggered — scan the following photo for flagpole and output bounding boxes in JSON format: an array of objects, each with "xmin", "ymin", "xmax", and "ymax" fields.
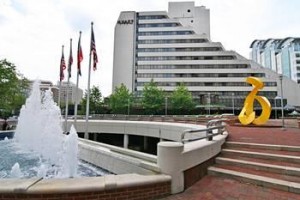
[
  {"xmin": 74, "ymin": 65, "xmax": 80, "ymax": 126},
  {"xmin": 84, "ymin": 23, "xmax": 93, "ymax": 139},
  {"xmin": 58, "ymin": 81, "xmax": 62, "ymax": 108},
  {"xmin": 58, "ymin": 45, "xmax": 64, "ymax": 108},
  {"xmin": 64, "ymin": 38, "xmax": 72, "ymax": 133},
  {"xmin": 74, "ymin": 31, "xmax": 83, "ymax": 128}
]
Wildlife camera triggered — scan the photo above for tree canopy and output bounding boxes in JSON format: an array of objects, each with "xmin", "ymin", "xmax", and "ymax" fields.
[
  {"xmin": 0, "ymin": 59, "xmax": 29, "ymax": 118},
  {"xmin": 80, "ymin": 86, "xmax": 103, "ymax": 114},
  {"xmin": 141, "ymin": 80, "xmax": 164, "ymax": 114},
  {"xmin": 170, "ymin": 83, "xmax": 195, "ymax": 114},
  {"xmin": 109, "ymin": 83, "xmax": 132, "ymax": 114}
]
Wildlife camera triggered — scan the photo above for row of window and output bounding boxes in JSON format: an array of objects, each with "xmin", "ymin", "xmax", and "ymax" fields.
[
  {"xmin": 137, "ymin": 47, "xmax": 222, "ymax": 52},
  {"xmin": 138, "ymin": 15, "xmax": 167, "ymax": 20},
  {"xmin": 138, "ymin": 31, "xmax": 193, "ymax": 36},
  {"xmin": 137, "ymin": 64, "xmax": 249, "ymax": 69},
  {"xmin": 136, "ymin": 82, "xmax": 277, "ymax": 87},
  {"xmin": 138, "ymin": 39, "xmax": 207, "ymax": 44},
  {"xmin": 137, "ymin": 56, "xmax": 235, "ymax": 61},
  {"xmin": 192, "ymin": 91, "xmax": 277, "ymax": 98},
  {"xmin": 138, "ymin": 23, "xmax": 179, "ymax": 28},
  {"xmin": 137, "ymin": 73, "xmax": 265, "ymax": 78},
  {"xmin": 134, "ymin": 91, "xmax": 277, "ymax": 100}
]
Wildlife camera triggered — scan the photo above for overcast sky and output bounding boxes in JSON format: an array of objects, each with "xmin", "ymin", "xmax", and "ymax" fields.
[{"xmin": 1, "ymin": 0, "xmax": 299, "ymax": 96}]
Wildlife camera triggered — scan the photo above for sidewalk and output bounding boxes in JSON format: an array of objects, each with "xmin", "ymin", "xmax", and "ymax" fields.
[{"xmin": 161, "ymin": 120, "xmax": 300, "ymax": 200}]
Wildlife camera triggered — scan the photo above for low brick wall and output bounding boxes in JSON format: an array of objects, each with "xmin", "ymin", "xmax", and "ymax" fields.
[
  {"xmin": 184, "ymin": 156, "xmax": 216, "ymax": 189},
  {"xmin": 0, "ymin": 174, "xmax": 171, "ymax": 200}
]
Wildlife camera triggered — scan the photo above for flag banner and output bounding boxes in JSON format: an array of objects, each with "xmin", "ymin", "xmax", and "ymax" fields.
[
  {"xmin": 60, "ymin": 46, "xmax": 66, "ymax": 81},
  {"xmin": 77, "ymin": 31, "xmax": 83, "ymax": 76},
  {"xmin": 91, "ymin": 25, "xmax": 98, "ymax": 70},
  {"xmin": 68, "ymin": 39, "xmax": 73, "ymax": 78}
]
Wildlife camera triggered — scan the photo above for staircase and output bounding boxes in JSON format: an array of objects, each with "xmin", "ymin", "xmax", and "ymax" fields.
[{"xmin": 208, "ymin": 141, "xmax": 300, "ymax": 194}]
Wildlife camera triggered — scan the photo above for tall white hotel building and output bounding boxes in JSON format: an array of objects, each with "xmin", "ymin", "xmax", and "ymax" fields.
[{"xmin": 112, "ymin": 2, "xmax": 300, "ymax": 109}]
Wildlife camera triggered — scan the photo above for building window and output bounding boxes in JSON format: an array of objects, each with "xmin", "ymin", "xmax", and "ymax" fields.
[
  {"xmin": 137, "ymin": 55, "xmax": 235, "ymax": 61},
  {"xmin": 138, "ymin": 38, "xmax": 207, "ymax": 44},
  {"xmin": 138, "ymin": 31, "xmax": 193, "ymax": 36},
  {"xmin": 138, "ymin": 15, "xmax": 167, "ymax": 20},
  {"xmin": 138, "ymin": 23, "xmax": 179, "ymax": 28}
]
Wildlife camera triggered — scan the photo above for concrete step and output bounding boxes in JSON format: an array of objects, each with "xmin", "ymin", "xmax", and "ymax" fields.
[
  {"xmin": 224, "ymin": 146, "xmax": 300, "ymax": 157},
  {"xmin": 208, "ymin": 166, "xmax": 300, "ymax": 194},
  {"xmin": 225, "ymin": 141, "xmax": 300, "ymax": 152},
  {"xmin": 216, "ymin": 157, "xmax": 300, "ymax": 176},
  {"xmin": 221, "ymin": 149, "xmax": 300, "ymax": 163}
]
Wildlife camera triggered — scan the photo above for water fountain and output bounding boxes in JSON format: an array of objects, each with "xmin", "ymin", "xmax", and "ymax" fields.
[{"xmin": 0, "ymin": 80, "xmax": 107, "ymax": 178}]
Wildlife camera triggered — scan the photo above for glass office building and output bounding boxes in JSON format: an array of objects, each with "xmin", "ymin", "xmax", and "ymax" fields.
[{"xmin": 250, "ymin": 38, "xmax": 300, "ymax": 84}]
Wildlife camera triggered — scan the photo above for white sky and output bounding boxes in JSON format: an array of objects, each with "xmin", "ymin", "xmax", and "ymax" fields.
[{"xmin": 0, "ymin": 0, "xmax": 299, "ymax": 96}]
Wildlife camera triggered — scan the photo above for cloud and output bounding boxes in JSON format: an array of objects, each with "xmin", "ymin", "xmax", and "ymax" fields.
[{"xmin": 1, "ymin": 0, "xmax": 299, "ymax": 97}]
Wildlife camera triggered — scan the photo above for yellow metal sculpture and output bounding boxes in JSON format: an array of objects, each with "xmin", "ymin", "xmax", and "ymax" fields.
[{"xmin": 238, "ymin": 77, "xmax": 271, "ymax": 125}]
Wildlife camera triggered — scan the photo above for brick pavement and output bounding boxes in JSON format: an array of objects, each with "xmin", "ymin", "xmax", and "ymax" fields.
[{"xmin": 160, "ymin": 119, "xmax": 300, "ymax": 200}]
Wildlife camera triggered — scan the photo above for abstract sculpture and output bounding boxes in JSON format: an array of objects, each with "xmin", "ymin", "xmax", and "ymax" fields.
[{"xmin": 238, "ymin": 77, "xmax": 271, "ymax": 125}]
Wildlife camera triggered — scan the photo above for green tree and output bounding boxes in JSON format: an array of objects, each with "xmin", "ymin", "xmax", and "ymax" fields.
[
  {"xmin": 80, "ymin": 86, "xmax": 103, "ymax": 114},
  {"xmin": 109, "ymin": 84, "xmax": 132, "ymax": 114},
  {"xmin": 141, "ymin": 80, "xmax": 164, "ymax": 114},
  {"xmin": 170, "ymin": 83, "xmax": 195, "ymax": 114},
  {"xmin": 0, "ymin": 59, "xmax": 29, "ymax": 118}
]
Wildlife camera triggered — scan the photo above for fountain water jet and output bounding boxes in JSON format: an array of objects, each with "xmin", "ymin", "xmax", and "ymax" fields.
[{"xmin": 14, "ymin": 80, "xmax": 78, "ymax": 178}]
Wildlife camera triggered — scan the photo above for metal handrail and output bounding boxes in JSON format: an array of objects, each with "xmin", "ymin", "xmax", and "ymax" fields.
[{"xmin": 181, "ymin": 119, "xmax": 227, "ymax": 143}]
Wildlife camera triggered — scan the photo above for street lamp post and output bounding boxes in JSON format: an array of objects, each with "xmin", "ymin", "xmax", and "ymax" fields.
[
  {"xmin": 127, "ymin": 98, "xmax": 130, "ymax": 115},
  {"xmin": 232, "ymin": 93, "xmax": 235, "ymax": 115},
  {"xmin": 274, "ymin": 97, "xmax": 277, "ymax": 119},
  {"xmin": 274, "ymin": 96, "xmax": 281, "ymax": 119},
  {"xmin": 165, "ymin": 96, "xmax": 168, "ymax": 116},
  {"xmin": 208, "ymin": 93, "xmax": 211, "ymax": 115},
  {"xmin": 279, "ymin": 75, "xmax": 285, "ymax": 130}
]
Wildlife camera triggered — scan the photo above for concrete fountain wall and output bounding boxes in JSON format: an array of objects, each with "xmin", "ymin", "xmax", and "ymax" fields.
[
  {"xmin": 0, "ymin": 119, "xmax": 227, "ymax": 199},
  {"xmin": 73, "ymin": 120, "xmax": 227, "ymax": 194}
]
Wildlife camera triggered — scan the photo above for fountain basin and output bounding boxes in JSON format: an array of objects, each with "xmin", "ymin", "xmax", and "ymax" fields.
[
  {"xmin": 0, "ymin": 174, "xmax": 171, "ymax": 199},
  {"xmin": 0, "ymin": 130, "xmax": 14, "ymax": 140}
]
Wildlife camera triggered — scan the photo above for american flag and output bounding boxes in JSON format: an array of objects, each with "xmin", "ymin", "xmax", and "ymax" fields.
[
  {"xmin": 68, "ymin": 39, "xmax": 73, "ymax": 78},
  {"xmin": 77, "ymin": 31, "xmax": 83, "ymax": 76},
  {"xmin": 90, "ymin": 25, "xmax": 98, "ymax": 71},
  {"xmin": 60, "ymin": 47, "xmax": 66, "ymax": 81}
]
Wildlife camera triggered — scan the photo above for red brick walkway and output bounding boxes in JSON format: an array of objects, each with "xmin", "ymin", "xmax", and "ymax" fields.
[{"xmin": 161, "ymin": 120, "xmax": 300, "ymax": 200}]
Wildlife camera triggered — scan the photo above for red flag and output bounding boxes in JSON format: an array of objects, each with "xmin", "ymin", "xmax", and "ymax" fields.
[
  {"xmin": 90, "ymin": 25, "xmax": 98, "ymax": 70},
  {"xmin": 68, "ymin": 39, "xmax": 73, "ymax": 78},
  {"xmin": 77, "ymin": 31, "xmax": 83, "ymax": 76},
  {"xmin": 60, "ymin": 46, "xmax": 66, "ymax": 81}
]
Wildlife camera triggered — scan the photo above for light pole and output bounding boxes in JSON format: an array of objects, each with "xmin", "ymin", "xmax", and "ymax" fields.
[
  {"xmin": 207, "ymin": 93, "xmax": 211, "ymax": 115},
  {"xmin": 279, "ymin": 75, "xmax": 285, "ymax": 130},
  {"xmin": 274, "ymin": 96, "xmax": 277, "ymax": 119},
  {"xmin": 232, "ymin": 93, "xmax": 235, "ymax": 115},
  {"xmin": 165, "ymin": 96, "xmax": 168, "ymax": 116},
  {"xmin": 274, "ymin": 96, "xmax": 281, "ymax": 119},
  {"xmin": 127, "ymin": 98, "xmax": 130, "ymax": 115}
]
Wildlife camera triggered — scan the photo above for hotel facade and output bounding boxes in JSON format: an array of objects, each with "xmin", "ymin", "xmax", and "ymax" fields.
[{"xmin": 112, "ymin": 2, "xmax": 300, "ymax": 110}]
